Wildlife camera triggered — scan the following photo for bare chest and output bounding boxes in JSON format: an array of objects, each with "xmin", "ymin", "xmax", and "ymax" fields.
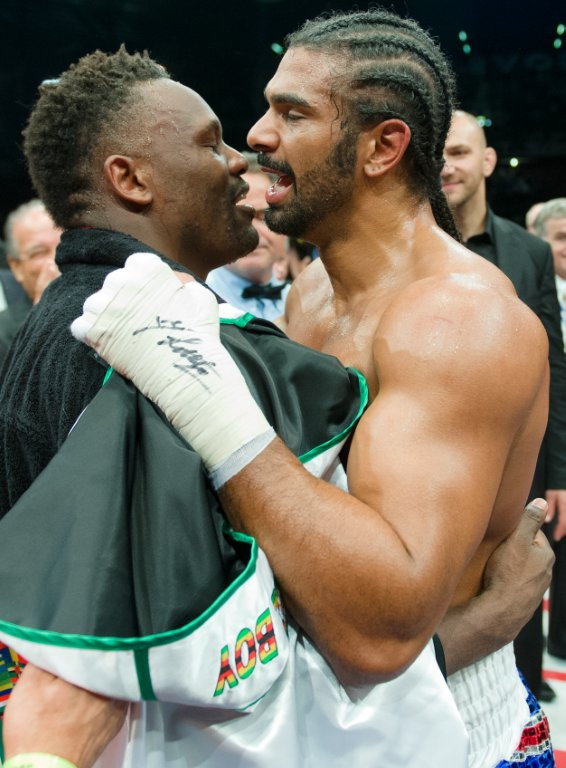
[{"xmin": 286, "ymin": 306, "xmax": 381, "ymax": 398}]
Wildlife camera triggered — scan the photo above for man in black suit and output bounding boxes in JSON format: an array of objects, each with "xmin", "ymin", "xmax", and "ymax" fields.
[
  {"xmin": 534, "ymin": 198, "xmax": 566, "ymax": 660},
  {"xmin": 442, "ymin": 110, "xmax": 566, "ymax": 701}
]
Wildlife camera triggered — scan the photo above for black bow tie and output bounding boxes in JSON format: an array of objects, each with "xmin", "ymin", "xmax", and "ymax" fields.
[{"xmin": 241, "ymin": 282, "xmax": 286, "ymax": 300}]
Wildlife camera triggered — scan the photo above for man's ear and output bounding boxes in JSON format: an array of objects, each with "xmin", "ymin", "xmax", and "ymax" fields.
[
  {"xmin": 484, "ymin": 146, "xmax": 497, "ymax": 179},
  {"xmin": 363, "ymin": 119, "xmax": 412, "ymax": 179},
  {"xmin": 103, "ymin": 155, "xmax": 154, "ymax": 206}
]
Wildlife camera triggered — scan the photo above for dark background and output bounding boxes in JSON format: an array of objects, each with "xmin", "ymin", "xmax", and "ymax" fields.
[{"xmin": 1, "ymin": 0, "xmax": 564, "ymax": 229}]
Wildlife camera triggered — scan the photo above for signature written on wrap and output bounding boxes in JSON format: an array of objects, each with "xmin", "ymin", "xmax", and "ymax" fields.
[{"xmin": 133, "ymin": 316, "xmax": 218, "ymax": 390}]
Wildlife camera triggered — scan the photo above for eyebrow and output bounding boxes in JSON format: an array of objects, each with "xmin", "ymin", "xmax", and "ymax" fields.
[
  {"xmin": 196, "ymin": 118, "xmax": 222, "ymax": 138},
  {"xmin": 265, "ymin": 91, "xmax": 311, "ymax": 108}
]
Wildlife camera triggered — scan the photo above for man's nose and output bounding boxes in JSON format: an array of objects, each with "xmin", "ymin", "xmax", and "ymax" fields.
[
  {"xmin": 226, "ymin": 145, "xmax": 248, "ymax": 176},
  {"xmin": 247, "ymin": 113, "xmax": 278, "ymax": 154}
]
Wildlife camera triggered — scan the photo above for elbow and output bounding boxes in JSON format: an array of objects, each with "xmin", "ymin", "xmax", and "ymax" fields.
[{"xmin": 323, "ymin": 631, "xmax": 429, "ymax": 687}]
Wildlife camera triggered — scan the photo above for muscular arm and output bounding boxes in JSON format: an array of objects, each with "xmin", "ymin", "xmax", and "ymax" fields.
[{"xmin": 218, "ymin": 282, "xmax": 548, "ymax": 682}]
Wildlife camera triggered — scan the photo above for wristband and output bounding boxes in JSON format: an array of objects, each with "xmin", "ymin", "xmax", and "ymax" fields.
[
  {"xmin": 209, "ymin": 428, "xmax": 276, "ymax": 489},
  {"xmin": 3, "ymin": 755, "xmax": 78, "ymax": 768}
]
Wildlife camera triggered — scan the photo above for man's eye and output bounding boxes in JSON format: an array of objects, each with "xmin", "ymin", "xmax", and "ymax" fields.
[
  {"xmin": 283, "ymin": 112, "xmax": 302, "ymax": 122},
  {"xmin": 26, "ymin": 249, "xmax": 49, "ymax": 260}
]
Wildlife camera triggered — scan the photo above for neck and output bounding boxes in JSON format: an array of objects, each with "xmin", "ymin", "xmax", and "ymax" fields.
[
  {"xmin": 81, "ymin": 210, "xmax": 210, "ymax": 279},
  {"xmin": 451, "ymin": 188, "xmax": 488, "ymax": 243},
  {"xmin": 313, "ymin": 189, "xmax": 447, "ymax": 303}
]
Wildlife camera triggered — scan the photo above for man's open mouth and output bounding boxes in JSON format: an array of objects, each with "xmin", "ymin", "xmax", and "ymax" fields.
[{"xmin": 260, "ymin": 166, "xmax": 294, "ymax": 206}]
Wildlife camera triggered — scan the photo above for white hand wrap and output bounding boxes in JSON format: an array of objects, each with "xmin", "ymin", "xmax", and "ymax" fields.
[{"xmin": 71, "ymin": 253, "xmax": 275, "ymax": 487}]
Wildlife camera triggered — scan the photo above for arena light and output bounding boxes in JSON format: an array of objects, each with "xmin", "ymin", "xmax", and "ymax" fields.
[
  {"xmin": 557, "ymin": 23, "xmax": 565, "ymax": 35},
  {"xmin": 554, "ymin": 38, "xmax": 563, "ymax": 49},
  {"xmin": 509, "ymin": 157, "xmax": 519, "ymax": 168},
  {"xmin": 458, "ymin": 31, "xmax": 468, "ymax": 41},
  {"xmin": 271, "ymin": 42, "xmax": 284, "ymax": 55},
  {"xmin": 462, "ymin": 43, "xmax": 472, "ymax": 54}
]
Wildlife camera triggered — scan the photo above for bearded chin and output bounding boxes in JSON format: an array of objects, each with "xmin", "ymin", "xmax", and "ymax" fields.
[{"xmin": 264, "ymin": 203, "xmax": 315, "ymax": 239}]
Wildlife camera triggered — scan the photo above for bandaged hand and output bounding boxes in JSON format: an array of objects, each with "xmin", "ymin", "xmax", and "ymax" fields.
[{"xmin": 71, "ymin": 253, "xmax": 274, "ymax": 487}]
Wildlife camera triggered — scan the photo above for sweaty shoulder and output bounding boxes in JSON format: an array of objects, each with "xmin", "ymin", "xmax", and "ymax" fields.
[{"xmin": 374, "ymin": 267, "xmax": 548, "ymax": 406}]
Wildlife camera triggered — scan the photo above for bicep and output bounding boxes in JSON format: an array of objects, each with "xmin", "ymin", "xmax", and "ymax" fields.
[
  {"xmin": 347, "ymin": 385, "xmax": 507, "ymax": 573},
  {"xmin": 347, "ymin": 285, "xmax": 547, "ymax": 576},
  {"xmin": 346, "ymin": 298, "xmax": 548, "ymax": 588}
]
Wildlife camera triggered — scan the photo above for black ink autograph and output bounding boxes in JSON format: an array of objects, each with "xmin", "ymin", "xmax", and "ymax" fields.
[
  {"xmin": 133, "ymin": 318, "xmax": 219, "ymax": 391},
  {"xmin": 133, "ymin": 316, "xmax": 190, "ymax": 336}
]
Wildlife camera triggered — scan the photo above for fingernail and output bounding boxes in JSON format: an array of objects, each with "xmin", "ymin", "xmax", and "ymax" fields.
[{"xmin": 530, "ymin": 498, "xmax": 547, "ymax": 509}]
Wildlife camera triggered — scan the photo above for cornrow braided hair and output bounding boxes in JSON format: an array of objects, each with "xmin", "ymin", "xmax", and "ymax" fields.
[
  {"xmin": 286, "ymin": 9, "xmax": 461, "ymax": 240},
  {"xmin": 23, "ymin": 47, "xmax": 169, "ymax": 229}
]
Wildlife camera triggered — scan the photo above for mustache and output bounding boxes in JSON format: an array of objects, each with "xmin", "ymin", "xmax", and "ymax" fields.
[{"xmin": 256, "ymin": 153, "xmax": 294, "ymax": 179}]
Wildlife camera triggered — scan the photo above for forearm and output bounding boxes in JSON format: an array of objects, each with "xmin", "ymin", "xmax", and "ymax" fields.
[
  {"xmin": 219, "ymin": 438, "xmax": 457, "ymax": 683},
  {"xmin": 439, "ymin": 500, "xmax": 554, "ymax": 674},
  {"xmin": 3, "ymin": 665, "xmax": 127, "ymax": 768},
  {"xmin": 438, "ymin": 590, "xmax": 520, "ymax": 675}
]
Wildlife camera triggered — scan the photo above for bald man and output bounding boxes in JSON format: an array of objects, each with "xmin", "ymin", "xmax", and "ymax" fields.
[
  {"xmin": 526, "ymin": 202, "xmax": 545, "ymax": 235},
  {"xmin": 443, "ymin": 110, "xmax": 566, "ymax": 702}
]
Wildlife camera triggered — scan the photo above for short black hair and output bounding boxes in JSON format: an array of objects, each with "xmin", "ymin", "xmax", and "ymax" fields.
[
  {"xmin": 23, "ymin": 47, "xmax": 169, "ymax": 228},
  {"xmin": 286, "ymin": 9, "xmax": 460, "ymax": 240}
]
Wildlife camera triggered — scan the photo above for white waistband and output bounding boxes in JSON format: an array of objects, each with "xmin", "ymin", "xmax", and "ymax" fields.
[{"xmin": 448, "ymin": 643, "xmax": 530, "ymax": 768}]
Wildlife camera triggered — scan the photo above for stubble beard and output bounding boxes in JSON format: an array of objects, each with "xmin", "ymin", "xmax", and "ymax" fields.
[
  {"xmin": 265, "ymin": 128, "xmax": 357, "ymax": 240},
  {"xmin": 184, "ymin": 208, "xmax": 259, "ymax": 271}
]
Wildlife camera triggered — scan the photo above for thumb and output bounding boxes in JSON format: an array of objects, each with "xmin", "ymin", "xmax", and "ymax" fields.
[{"xmin": 518, "ymin": 498, "xmax": 548, "ymax": 539}]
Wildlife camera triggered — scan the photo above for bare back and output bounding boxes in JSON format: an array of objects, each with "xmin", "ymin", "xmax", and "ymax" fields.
[{"xmin": 284, "ymin": 237, "xmax": 549, "ymax": 608}]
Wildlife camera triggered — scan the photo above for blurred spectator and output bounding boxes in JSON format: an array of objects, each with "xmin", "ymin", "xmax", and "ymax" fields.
[
  {"xmin": 207, "ymin": 153, "xmax": 289, "ymax": 321},
  {"xmin": 534, "ymin": 198, "xmax": 566, "ymax": 661},
  {"xmin": 286, "ymin": 237, "xmax": 318, "ymax": 280},
  {"xmin": 0, "ymin": 200, "xmax": 61, "ymax": 363},
  {"xmin": 272, "ymin": 249, "xmax": 290, "ymax": 283},
  {"xmin": 534, "ymin": 198, "xmax": 566, "ymax": 348},
  {"xmin": 272, "ymin": 238, "xmax": 318, "ymax": 282},
  {"xmin": 526, "ymin": 202, "xmax": 545, "ymax": 235},
  {"xmin": 443, "ymin": 110, "xmax": 566, "ymax": 702},
  {"xmin": 0, "ymin": 238, "xmax": 27, "ymax": 312},
  {"xmin": 0, "ymin": 270, "xmax": 27, "ymax": 314}
]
